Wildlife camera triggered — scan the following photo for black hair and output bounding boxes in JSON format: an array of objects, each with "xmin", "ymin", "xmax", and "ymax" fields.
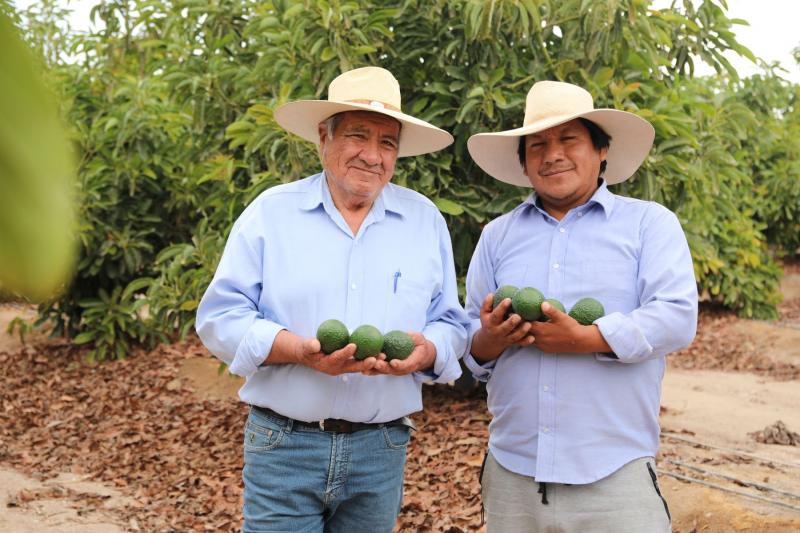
[{"xmin": 517, "ymin": 118, "xmax": 611, "ymax": 175}]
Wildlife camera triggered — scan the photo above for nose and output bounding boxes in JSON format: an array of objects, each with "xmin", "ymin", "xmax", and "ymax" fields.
[
  {"xmin": 358, "ymin": 137, "xmax": 382, "ymax": 166},
  {"xmin": 542, "ymin": 139, "xmax": 564, "ymax": 163}
]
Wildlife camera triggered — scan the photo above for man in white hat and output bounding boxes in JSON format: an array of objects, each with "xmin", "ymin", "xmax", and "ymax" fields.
[
  {"xmin": 463, "ymin": 81, "xmax": 698, "ymax": 532},
  {"xmin": 196, "ymin": 66, "xmax": 468, "ymax": 532}
]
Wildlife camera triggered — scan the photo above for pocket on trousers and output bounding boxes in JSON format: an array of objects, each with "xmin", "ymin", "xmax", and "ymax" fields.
[
  {"xmin": 382, "ymin": 425, "xmax": 411, "ymax": 449},
  {"xmin": 646, "ymin": 461, "xmax": 672, "ymax": 523},
  {"xmin": 243, "ymin": 418, "xmax": 286, "ymax": 453}
]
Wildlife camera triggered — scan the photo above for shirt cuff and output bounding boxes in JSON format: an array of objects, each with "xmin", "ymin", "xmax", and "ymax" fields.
[
  {"xmin": 414, "ymin": 324, "xmax": 463, "ymax": 384},
  {"xmin": 463, "ymin": 351, "xmax": 495, "ymax": 382},
  {"xmin": 594, "ymin": 312, "xmax": 653, "ymax": 363},
  {"xmin": 229, "ymin": 319, "xmax": 286, "ymax": 377}
]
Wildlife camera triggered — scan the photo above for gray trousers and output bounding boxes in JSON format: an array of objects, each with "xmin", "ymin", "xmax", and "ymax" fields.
[{"xmin": 481, "ymin": 452, "xmax": 671, "ymax": 533}]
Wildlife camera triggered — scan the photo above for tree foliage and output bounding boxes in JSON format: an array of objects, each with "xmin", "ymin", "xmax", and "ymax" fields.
[{"xmin": 15, "ymin": 0, "xmax": 798, "ymax": 358}]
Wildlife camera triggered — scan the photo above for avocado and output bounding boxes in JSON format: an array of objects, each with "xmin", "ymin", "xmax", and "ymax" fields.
[
  {"xmin": 569, "ymin": 297, "xmax": 605, "ymax": 325},
  {"xmin": 316, "ymin": 319, "xmax": 350, "ymax": 354},
  {"xmin": 383, "ymin": 330, "xmax": 415, "ymax": 361},
  {"xmin": 350, "ymin": 325, "xmax": 384, "ymax": 360},
  {"xmin": 492, "ymin": 285, "xmax": 519, "ymax": 310},
  {"xmin": 538, "ymin": 298, "xmax": 566, "ymax": 321},
  {"xmin": 511, "ymin": 287, "xmax": 545, "ymax": 321}
]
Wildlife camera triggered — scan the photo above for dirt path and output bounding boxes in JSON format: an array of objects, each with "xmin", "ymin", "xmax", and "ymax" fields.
[{"xmin": 0, "ymin": 468, "xmax": 130, "ymax": 533}]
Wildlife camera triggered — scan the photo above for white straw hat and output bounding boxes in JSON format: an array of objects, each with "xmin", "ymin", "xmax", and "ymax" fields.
[
  {"xmin": 274, "ymin": 66, "xmax": 453, "ymax": 157},
  {"xmin": 467, "ymin": 81, "xmax": 655, "ymax": 186}
]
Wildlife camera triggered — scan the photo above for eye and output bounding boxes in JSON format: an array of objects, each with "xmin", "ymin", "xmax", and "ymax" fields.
[{"xmin": 382, "ymin": 139, "xmax": 399, "ymax": 149}]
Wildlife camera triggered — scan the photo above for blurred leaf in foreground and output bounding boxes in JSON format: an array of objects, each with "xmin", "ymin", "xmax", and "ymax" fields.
[{"xmin": 0, "ymin": 12, "xmax": 75, "ymax": 301}]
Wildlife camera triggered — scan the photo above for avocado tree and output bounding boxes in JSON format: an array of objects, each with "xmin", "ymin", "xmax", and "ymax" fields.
[{"xmin": 14, "ymin": 0, "xmax": 796, "ymax": 358}]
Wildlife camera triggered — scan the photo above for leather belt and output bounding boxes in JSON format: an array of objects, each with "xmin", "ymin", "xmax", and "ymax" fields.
[{"xmin": 251, "ymin": 405, "xmax": 405, "ymax": 434}]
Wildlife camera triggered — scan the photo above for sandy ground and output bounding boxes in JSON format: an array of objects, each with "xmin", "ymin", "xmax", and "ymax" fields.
[{"xmin": 1, "ymin": 273, "xmax": 799, "ymax": 531}]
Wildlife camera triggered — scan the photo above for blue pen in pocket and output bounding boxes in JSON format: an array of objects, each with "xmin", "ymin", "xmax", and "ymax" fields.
[{"xmin": 393, "ymin": 270, "xmax": 402, "ymax": 293}]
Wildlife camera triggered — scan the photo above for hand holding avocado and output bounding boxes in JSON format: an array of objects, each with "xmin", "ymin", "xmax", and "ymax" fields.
[
  {"xmin": 314, "ymin": 320, "xmax": 428, "ymax": 376},
  {"xmin": 529, "ymin": 297, "xmax": 612, "ymax": 354},
  {"xmin": 470, "ymin": 291, "xmax": 537, "ymax": 363},
  {"xmin": 367, "ymin": 331, "xmax": 436, "ymax": 376}
]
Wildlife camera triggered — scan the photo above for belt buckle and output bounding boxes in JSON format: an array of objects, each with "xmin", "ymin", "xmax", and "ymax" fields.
[{"xmin": 318, "ymin": 419, "xmax": 326, "ymax": 431}]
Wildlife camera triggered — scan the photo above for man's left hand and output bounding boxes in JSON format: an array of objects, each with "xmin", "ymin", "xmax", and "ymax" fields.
[
  {"xmin": 363, "ymin": 332, "xmax": 436, "ymax": 376},
  {"xmin": 529, "ymin": 302, "xmax": 611, "ymax": 353}
]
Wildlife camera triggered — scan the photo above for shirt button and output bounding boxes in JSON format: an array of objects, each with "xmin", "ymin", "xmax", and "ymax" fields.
[
  {"xmin": 578, "ymin": 212, "xmax": 584, "ymax": 217},
  {"xmin": 553, "ymin": 263, "xmax": 560, "ymax": 269},
  {"xmin": 342, "ymin": 375, "xmax": 349, "ymax": 382},
  {"xmin": 542, "ymin": 427, "xmax": 550, "ymax": 433},
  {"xmin": 543, "ymin": 385, "xmax": 549, "ymax": 392},
  {"xmin": 559, "ymin": 228, "xmax": 566, "ymax": 233},
  {"xmin": 351, "ymin": 283, "xmax": 357, "ymax": 290}
]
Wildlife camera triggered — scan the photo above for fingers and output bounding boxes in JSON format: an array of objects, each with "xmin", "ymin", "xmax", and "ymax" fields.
[
  {"xmin": 489, "ymin": 298, "xmax": 513, "ymax": 324},
  {"xmin": 481, "ymin": 293, "xmax": 494, "ymax": 314}
]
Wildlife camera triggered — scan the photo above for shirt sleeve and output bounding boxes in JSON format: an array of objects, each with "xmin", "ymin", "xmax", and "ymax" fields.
[
  {"xmin": 462, "ymin": 225, "xmax": 501, "ymax": 381},
  {"xmin": 595, "ymin": 207, "xmax": 698, "ymax": 363},
  {"xmin": 414, "ymin": 214, "xmax": 469, "ymax": 384},
  {"xmin": 195, "ymin": 211, "xmax": 286, "ymax": 378}
]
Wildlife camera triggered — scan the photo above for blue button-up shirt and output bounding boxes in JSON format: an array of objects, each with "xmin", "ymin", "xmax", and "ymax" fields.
[
  {"xmin": 196, "ymin": 172, "xmax": 467, "ymax": 423},
  {"xmin": 463, "ymin": 181, "xmax": 697, "ymax": 484}
]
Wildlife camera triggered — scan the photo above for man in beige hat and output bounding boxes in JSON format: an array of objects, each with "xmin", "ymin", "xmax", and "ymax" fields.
[
  {"xmin": 463, "ymin": 80, "xmax": 698, "ymax": 532},
  {"xmin": 196, "ymin": 66, "xmax": 468, "ymax": 532}
]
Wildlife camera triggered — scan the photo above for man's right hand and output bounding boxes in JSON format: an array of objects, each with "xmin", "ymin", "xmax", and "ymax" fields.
[
  {"xmin": 294, "ymin": 337, "xmax": 382, "ymax": 375},
  {"xmin": 470, "ymin": 292, "xmax": 535, "ymax": 362}
]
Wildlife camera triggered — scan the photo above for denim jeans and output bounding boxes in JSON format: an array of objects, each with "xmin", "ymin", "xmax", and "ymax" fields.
[{"xmin": 242, "ymin": 407, "xmax": 410, "ymax": 533}]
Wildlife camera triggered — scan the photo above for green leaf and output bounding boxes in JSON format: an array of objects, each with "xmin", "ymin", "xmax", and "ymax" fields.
[
  {"xmin": 72, "ymin": 332, "xmax": 95, "ymax": 345},
  {"xmin": 432, "ymin": 197, "xmax": 464, "ymax": 215}
]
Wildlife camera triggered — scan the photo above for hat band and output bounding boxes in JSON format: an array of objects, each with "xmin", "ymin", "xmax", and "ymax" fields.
[{"xmin": 335, "ymin": 98, "xmax": 402, "ymax": 113}]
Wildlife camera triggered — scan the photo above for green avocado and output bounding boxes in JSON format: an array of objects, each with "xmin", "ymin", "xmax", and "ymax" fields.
[
  {"xmin": 569, "ymin": 297, "xmax": 605, "ymax": 325},
  {"xmin": 538, "ymin": 298, "xmax": 566, "ymax": 321},
  {"xmin": 383, "ymin": 330, "xmax": 415, "ymax": 361},
  {"xmin": 350, "ymin": 324, "xmax": 384, "ymax": 360},
  {"xmin": 492, "ymin": 285, "xmax": 519, "ymax": 310},
  {"xmin": 316, "ymin": 319, "xmax": 350, "ymax": 354},
  {"xmin": 511, "ymin": 287, "xmax": 545, "ymax": 321}
]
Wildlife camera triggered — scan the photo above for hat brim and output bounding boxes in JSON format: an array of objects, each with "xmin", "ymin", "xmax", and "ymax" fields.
[
  {"xmin": 467, "ymin": 109, "xmax": 655, "ymax": 186},
  {"xmin": 274, "ymin": 100, "xmax": 454, "ymax": 157}
]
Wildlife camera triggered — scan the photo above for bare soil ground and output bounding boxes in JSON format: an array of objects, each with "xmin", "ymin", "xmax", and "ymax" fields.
[{"xmin": 1, "ymin": 267, "xmax": 799, "ymax": 532}]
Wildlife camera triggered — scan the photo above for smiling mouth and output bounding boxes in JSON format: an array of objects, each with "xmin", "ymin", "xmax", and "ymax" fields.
[
  {"xmin": 540, "ymin": 168, "xmax": 573, "ymax": 177},
  {"xmin": 350, "ymin": 168, "xmax": 382, "ymax": 177}
]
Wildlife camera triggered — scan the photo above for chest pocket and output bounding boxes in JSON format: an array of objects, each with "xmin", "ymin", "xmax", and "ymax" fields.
[
  {"xmin": 384, "ymin": 274, "xmax": 433, "ymax": 332},
  {"xmin": 578, "ymin": 259, "xmax": 639, "ymax": 310}
]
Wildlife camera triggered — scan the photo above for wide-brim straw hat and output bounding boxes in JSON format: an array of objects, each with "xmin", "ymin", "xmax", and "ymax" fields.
[
  {"xmin": 467, "ymin": 81, "xmax": 655, "ymax": 186},
  {"xmin": 274, "ymin": 67, "xmax": 453, "ymax": 157}
]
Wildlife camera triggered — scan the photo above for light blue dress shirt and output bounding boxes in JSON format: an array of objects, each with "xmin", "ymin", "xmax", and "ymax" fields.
[
  {"xmin": 196, "ymin": 172, "xmax": 467, "ymax": 423},
  {"xmin": 464, "ymin": 181, "xmax": 698, "ymax": 484}
]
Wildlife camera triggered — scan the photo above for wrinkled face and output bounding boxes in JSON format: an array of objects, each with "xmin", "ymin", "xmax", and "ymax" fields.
[
  {"xmin": 523, "ymin": 119, "xmax": 608, "ymax": 216},
  {"xmin": 318, "ymin": 111, "xmax": 401, "ymax": 206}
]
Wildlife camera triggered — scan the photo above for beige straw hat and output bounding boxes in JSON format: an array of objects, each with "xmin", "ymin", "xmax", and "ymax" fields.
[
  {"xmin": 467, "ymin": 81, "xmax": 655, "ymax": 186},
  {"xmin": 274, "ymin": 66, "xmax": 453, "ymax": 157}
]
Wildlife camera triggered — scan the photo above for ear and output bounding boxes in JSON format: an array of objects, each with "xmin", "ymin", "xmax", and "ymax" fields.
[{"xmin": 599, "ymin": 145, "xmax": 609, "ymax": 161}]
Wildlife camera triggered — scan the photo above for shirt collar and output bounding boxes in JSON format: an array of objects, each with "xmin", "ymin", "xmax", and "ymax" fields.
[
  {"xmin": 299, "ymin": 171, "xmax": 406, "ymax": 219},
  {"xmin": 524, "ymin": 178, "xmax": 616, "ymax": 220},
  {"xmin": 299, "ymin": 172, "xmax": 326, "ymax": 211}
]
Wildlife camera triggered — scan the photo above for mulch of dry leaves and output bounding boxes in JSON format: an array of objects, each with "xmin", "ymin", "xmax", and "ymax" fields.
[{"xmin": 1, "ymin": 283, "xmax": 798, "ymax": 531}]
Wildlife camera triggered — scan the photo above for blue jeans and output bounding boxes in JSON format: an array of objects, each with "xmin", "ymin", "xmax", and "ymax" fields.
[{"xmin": 242, "ymin": 407, "xmax": 411, "ymax": 533}]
